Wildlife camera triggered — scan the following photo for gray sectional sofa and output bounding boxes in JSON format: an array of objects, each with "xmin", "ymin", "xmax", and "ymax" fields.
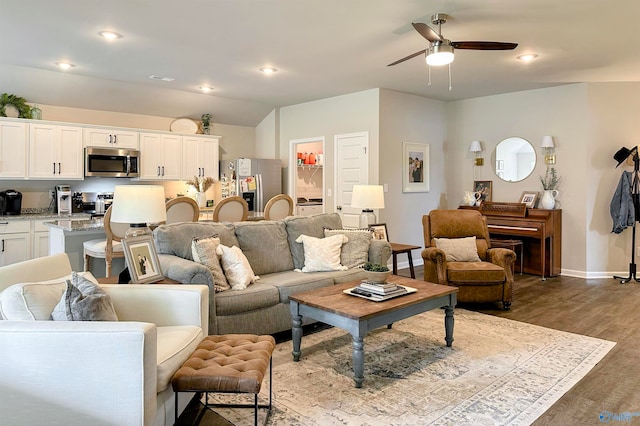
[{"xmin": 153, "ymin": 213, "xmax": 392, "ymax": 335}]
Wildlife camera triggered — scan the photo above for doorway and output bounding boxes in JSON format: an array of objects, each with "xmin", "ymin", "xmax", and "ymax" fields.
[
  {"xmin": 335, "ymin": 132, "xmax": 369, "ymax": 228},
  {"xmin": 289, "ymin": 137, "xmax": 325, "ymax": 216}
]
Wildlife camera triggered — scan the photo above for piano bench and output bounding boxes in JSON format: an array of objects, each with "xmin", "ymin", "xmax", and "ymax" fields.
[{"xmin": 490, "ymin": 239, "xmax": 523, "ymax": 275}]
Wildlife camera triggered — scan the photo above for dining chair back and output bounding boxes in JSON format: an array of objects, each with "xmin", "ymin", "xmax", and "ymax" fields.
[
  {"xmin": 264, "ymin": 194, "xmax": 294, "ymax": 220},
  {"xmin": 212, "ymin": 196, "xmax": 249, "ymax": 222},
  {"xmin": 165, "ymin": 196, "xmax": 200, "ymax": 223}
]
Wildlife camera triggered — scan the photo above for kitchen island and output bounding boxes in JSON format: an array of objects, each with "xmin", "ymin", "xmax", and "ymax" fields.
[{"xmin": 45, "ymin": 218, "xmax": 124, "ymax": 277}]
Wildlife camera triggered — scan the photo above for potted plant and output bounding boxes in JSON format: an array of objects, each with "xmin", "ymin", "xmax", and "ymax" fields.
[
  {"xmin": 539, "ymin": 167, "xmax": 560, "ymax": 209},
  {"xmin": 201, "ymin": 113, "xmax": 212, "ymax": 135},
  {"xmin": 362, "ymin": 262, "xmax": 391, "ymax": 283}
]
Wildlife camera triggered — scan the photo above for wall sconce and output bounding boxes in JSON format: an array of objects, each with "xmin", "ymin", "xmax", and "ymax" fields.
[
  {"xmin": 541, "ymin": 135, "xmax": 556, "ymax": 165},
  {"xmin": 469, "ymin": 140, "xmax": 484, "ymax": 166}
]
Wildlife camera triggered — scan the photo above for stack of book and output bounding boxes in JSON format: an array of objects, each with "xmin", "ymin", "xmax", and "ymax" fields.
[{"xmin": 350, "ymin": 280, "xmax": 408, "ymax": 301}]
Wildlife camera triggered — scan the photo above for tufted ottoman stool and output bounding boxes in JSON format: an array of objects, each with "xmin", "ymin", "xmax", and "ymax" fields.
[{"xmin": 172, "ymin": 334, "xmax": 276, "ymax": 425}]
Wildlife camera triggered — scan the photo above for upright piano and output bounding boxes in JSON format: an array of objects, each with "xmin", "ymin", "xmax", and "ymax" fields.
[{"xmin": 461, "ymin": 205, "xmax": 562, "ymax": 278}]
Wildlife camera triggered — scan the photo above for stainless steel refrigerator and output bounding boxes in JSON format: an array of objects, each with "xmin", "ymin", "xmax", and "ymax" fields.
[{"xmin": 219, "ymin": 158, "xmax": 282, "ymax": 213}]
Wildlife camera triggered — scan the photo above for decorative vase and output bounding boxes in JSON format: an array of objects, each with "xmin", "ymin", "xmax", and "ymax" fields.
[
  {"xmin": 196, "ymin": 192, "xmax": 207, "ymax": 208},
  {"xmin": 540, "ymin": 189, "xmax": 558, "ymax": 209},
  {"xmin": 30, "ymin": 104, "xmax": 42, "ymax": 120}
]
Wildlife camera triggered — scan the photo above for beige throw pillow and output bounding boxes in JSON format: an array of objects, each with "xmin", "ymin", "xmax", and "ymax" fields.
[
  {"xmin": 191, "ymin": 235, "xmax": 230, "ymax": 292},
  {"xmin": 295, "ymin": 234, "xmax": 348, "ymax": 272},
  {"xmin": 323, "ymin": 228, "xmax": 372, "ymax": 269},
  {"xmin": 216, "ymin": 244, "xmax": 259, "ymax": 290},
  {"xmin": 434, "ymin": 236, "xmax": 482, "ymax": 262}
]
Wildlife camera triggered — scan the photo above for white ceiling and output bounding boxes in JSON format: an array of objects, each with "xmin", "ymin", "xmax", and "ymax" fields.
[{"xmin": 2, "ymin": 0, "xmax": 639, "ymax": 127}]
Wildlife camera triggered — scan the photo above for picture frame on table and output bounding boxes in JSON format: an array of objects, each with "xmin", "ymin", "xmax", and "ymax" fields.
[
  {"xmin": 403, "ymin": 142, "xmax": 430, "ymax": 193},
  {"xmin": 369, "ymin": 223, "xmax": 389, "ymax": 242},
  {"xmin": 474, "ymin": 180, "xmax": 493, "ymax": 204},
  {"xmin": 122, "ymin": 235, "xmax": 163, "ymax": 284},
  {"xmin": 519, "ymin": 191, "xmax": 540, "ymax": 208}
]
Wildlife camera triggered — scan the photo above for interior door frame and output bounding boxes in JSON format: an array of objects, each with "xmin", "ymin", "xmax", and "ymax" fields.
[{"xmin": 288, "ymin": 136, "xmax": 326, "ymax": 212}]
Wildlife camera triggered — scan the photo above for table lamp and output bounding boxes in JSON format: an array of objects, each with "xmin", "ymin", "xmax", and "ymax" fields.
[
  {"xmin": 111, "ymin": 185, "xmax": 167, "ymax": 238},
  {"xmin": 351, "ymin": 185, "xmax": 385, "ymax": 228}
]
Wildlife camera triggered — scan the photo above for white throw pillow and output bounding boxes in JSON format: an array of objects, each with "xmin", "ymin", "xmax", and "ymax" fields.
[
  {"xmin": 295, "ymin": 234, "xmax": 348, "ymax": 272},
  {"xmin": 0, "ymin": 272, "xmax": 98, "ymax": 320},
  {"xmin": 216, "ymin": 244, "xmax": 259, "ymax": 290},
  {"xmin": 434, "ymin": 236, "xmax": 482, "ymax": 262}
]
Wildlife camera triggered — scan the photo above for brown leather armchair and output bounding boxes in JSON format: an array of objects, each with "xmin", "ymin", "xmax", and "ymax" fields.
[{"xmin": 421, "ymin": 209, "xmax": 516, "ymax": 310}]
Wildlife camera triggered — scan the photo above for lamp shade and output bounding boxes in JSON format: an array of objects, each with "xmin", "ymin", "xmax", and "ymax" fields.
[
  {"xmin": 111, "ymin": 185, "xmax": 167, "ymax": 225},
  {"xmin": 469, "ymin": 140, "xmax": 482, "ymax": 153},
  {"xmin": 541, "ymin": 135, "xmax": 555, "ymax": 148},
  {"xmin": 351, "ymin": 185, "xmax": 385, "ymax": 209}
]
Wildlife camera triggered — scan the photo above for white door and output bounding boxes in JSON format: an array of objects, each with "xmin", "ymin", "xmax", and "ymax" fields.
[{"xmin": 335, "ymin": 132, "xmax": 369, "ymax": 228}]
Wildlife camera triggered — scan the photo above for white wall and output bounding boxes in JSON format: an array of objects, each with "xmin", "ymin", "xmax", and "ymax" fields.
[
  {"xmin": 446, "ymin": 84, "xmax": 591, "ymax": 276},
  {"xmin": 279, "ymin": 89, "xmax": 380, "ymax": 207},
  {"xmin": 255, "ymin": 109, "xmax": 278, "ymax": 159},
  {"xmin": 378, "ymin": 89, "xmax": 447, "ymax": 249}
]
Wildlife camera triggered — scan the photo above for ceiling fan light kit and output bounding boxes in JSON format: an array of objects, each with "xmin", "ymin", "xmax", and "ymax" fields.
[{"xmin": 389, "ymin": 12, "xmax": 517, "ymax": 90}]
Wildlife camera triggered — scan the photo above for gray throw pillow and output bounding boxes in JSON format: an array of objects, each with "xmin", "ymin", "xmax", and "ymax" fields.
[
  {"xmin": 324, "ymin": 228, "xmax": 373, "ymax": 269},
  {"xmin": 51, "ymin": 272, "xmax": 118, "ymax": 321},
  {"xmin": 192, "ymin": 235, "xmax": 230, "ymax": 292}
]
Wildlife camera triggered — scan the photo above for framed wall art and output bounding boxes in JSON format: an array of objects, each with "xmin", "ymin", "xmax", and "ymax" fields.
[
  {"xmin": 403, "ymin": 142, "xmax": 430, "ymax": 193},
  {"xmin": 473, "ymin": 180, "xmax": 493, "ymax": 204},
  {"xmin": 519, "ymin": 191, "xmax": 540, "ymax": 208},
  {"xmin": 122, "ymin": 235, "xmax": 163, "ymax": 283},
  {"xmin": 369, "ymin": 223, "xmax": 389, "ymax": 242}
]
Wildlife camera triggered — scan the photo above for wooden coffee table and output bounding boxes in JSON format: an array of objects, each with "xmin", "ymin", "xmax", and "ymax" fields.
[{"xmin": 289, "ymin": 276, "xmax": 458, "ymax": 388}]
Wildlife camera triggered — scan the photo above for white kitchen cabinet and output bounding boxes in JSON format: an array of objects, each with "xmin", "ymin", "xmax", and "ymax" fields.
[
  {"xmin": 0, "ymin": 220, "xmax": 31, "ymax": 266},
  {"xmin": 84, "ymin": 127, "xmax": 138, "ymax": 149},
  {"xmin": 182, "ymin": 135, "xmax": 220, "ymax": 179},
  {"xmin": 32, "ymin": 220, "xmax": 50, "ymax": 259},
  {"xmin": 139, "ymin": 132, "xmax": 182, "ymax": 180},
  {"xmin": 297, "ymin": 204, "xmax": 323, "ymax": 216},
  {"xmin": 0, "ymin": 120, "xmax": 28, "ymax": 178},
  {"xmin": 29, "ymin": 123, "xmax": 83, "ymax": 179}
]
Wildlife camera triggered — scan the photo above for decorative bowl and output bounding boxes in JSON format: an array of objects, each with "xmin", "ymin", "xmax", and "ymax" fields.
[{"xmin": 364, "ymin": 270, "xmax": 391, "ymax": 283}]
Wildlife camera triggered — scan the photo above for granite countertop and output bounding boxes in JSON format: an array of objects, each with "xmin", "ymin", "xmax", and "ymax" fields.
[
  {"xmin": 44, "ymin": 217, "xmax": 104, "ymax": 232},
  {"xmin": 0, "ymin": 209, "xmax": 91, "ymax": 221}
]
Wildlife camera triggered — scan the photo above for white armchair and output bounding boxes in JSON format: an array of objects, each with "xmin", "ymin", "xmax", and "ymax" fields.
[{"xmin": 0, "ymin": 253, "xmax": 208, "ymax": 426}]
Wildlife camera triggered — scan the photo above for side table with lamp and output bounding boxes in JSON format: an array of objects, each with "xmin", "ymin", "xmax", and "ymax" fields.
[{"xmin": 351, "ymin": 184, "xmax": 385, "ymax": 228}]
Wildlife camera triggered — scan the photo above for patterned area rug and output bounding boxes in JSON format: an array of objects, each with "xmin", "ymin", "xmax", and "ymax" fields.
[{"xmin": 207, "ymin": 309, "xmax": 615, "ymax": 425}]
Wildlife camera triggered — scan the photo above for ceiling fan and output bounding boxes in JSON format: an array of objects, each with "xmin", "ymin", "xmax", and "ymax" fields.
[{"xmin": 388, "ymin": 13, "xmax": 518, "ymax": 67}]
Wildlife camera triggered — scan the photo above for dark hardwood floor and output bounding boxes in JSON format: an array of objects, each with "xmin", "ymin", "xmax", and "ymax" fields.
[{"xmin": 179, "ymin": 267, "xmax": 640, "ymax": 425}]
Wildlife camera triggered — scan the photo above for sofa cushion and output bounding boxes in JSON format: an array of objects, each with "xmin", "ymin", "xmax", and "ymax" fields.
[
  {"xmin": 446, "ymin": 261, "xmax": 506, "ymax": 284},
  {"xmin": 258, "ymin": 270, "xmax": 337, "ymax": 303},
  {"xmin": 234, "ymin": 221, "xmax": 294, "ymax": 275},
  {"xmin": 217, "ymin": 245, "xmax": 259, "ymax": 290},
  {"xmin": 192, "ymin": 235, "xmax": 230, "ymax": 293},
  {"xmin": 0, "ymin": 272, "xmax": 98, "ymax": 321},
  {"xmin": 154, "ymin": 222, "xmax": 238, "ymax": 260},
  {"xmin": 51, "ymin": 273, "xmax": 118, "ymax": 322},
  {"xmin": 295, "ymin": 234, "xmax": 348, "ymax": 272},
  {"xmin": 284, "ymin": 213, "xmax": 342, "ymax": 270},
  {"xmin": 435, "ymin": 236, "xmax": 482, "ymax": 262},
  {"xmin": 324, "ymin": 228, "xmax": 372, "ymax": 268},
  {"xmin": 214, "ymin": 282, "xmax": 281, "ymax": 316},
  {"xmin": 156, "ymin": 325, "xmax": 203, "ymax": 392}
]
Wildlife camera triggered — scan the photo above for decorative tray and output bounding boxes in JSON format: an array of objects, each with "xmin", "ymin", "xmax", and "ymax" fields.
[{"xmin": 343, "ymin": 285, "xmax": 417, "ymax": 302}]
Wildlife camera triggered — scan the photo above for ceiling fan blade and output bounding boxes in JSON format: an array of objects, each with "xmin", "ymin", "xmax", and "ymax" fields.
[
  {"xmin": 411, "ymin": 23, "xmax": 442, "ymax": 42},
  {"xmin": 451, "ymin": 41, "xmax": 518, "ymax": 50},
  {"xmin": 387, "ymin": 50, "xmax": 426, "ymax": 67}
]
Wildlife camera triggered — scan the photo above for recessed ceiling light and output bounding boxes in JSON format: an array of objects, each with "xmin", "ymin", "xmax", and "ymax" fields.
[
  {"xmin": 517, "ymin": 54, "xmax": 538, "ymax": 62},
  {"xmin": 148, "ymin": 75, "xmax": 175, "ymax": 82},
  {"xmin": 99, "ymin": 31, "xmax": 122, "ymax": 40},
  {"xmin": 55, "ymin": 61, "xmax": 75, "ymax": 70},
  {"xmin": 199, "ymin": 86, "xmax": 214, "ymax": 93},
  {"xmin": 259, "ymin": 67, "xmax": 277, "ymax": 74}
]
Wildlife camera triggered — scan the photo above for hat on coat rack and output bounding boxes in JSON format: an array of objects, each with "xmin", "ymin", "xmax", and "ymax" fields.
[{"xmin": 614, "ymin": 146, "xmax": 638, "ymax": 168}]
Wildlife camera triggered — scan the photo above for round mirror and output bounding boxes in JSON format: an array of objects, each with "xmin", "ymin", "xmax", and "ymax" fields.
[{"xmin": 493, "ymin": 137, "xmax": 536, "ymax": 182}]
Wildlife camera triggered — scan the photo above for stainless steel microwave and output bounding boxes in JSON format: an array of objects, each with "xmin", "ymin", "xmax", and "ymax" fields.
[{"xmin": 85, "ymin": 147, "xmax": 140, "ymax": 178}]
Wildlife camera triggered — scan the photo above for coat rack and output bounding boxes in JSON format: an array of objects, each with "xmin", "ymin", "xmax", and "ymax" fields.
[{"xmin": 614, "ymin": 147, "xmax": 640, "ymax": 283}]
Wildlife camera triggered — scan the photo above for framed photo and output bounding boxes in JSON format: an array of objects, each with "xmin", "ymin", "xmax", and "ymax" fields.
[
  {"xmin": 369, "ymin": 223, "xmax": 389, "ymax": 242},
  {"xmin": 122, "ymin": 235, "xmax": 163, "ymax": 283},
  {"xmin": 473, "ymin": 180, "xmax": 493, "ymax": 204},
  {"xmin": 403, "ymin": 142, "xmax": 430, "ymax": 193},
  {"xmin": 519, "ymin": 191, "xmax": 540, "ymax": 208}
]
